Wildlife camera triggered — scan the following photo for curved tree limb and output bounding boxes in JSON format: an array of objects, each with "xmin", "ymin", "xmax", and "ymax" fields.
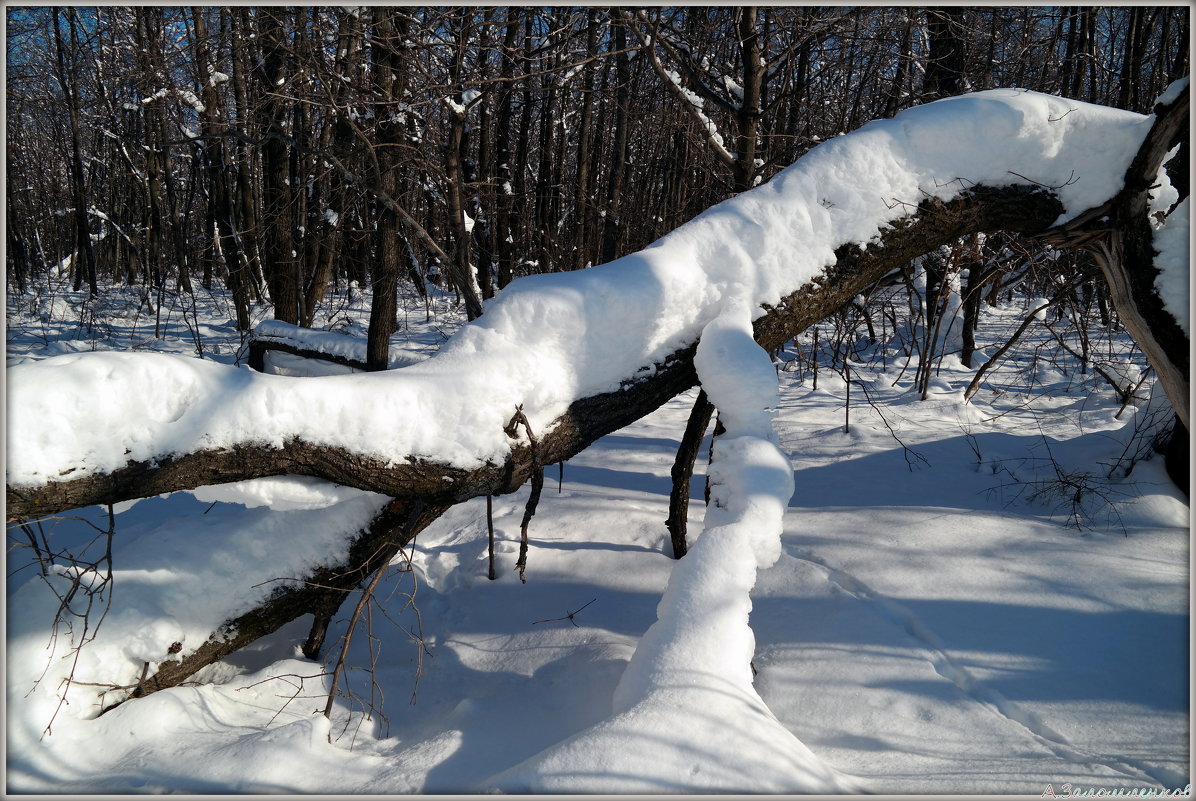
[
  {"xmin": 7, "ymin": 186, "xmax": 1065, "ymax": 522},
  {"xmin": 65, "ymin": 183, "xmax": 1065, "ymax": 706}
]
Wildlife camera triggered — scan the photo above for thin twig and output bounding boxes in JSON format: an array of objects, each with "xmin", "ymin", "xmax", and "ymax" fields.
[{"xmin": 532, "ymin": 598, "xmax": 597, "ymax": 627}]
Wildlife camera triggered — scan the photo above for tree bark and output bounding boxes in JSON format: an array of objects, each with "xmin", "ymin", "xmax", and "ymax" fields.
[
  {"xmin": 366, "ymin": 8, "xmax": 407, "ymax": 371},
  {"xmin": 923, "ymin": 8, "xmax": 968, "ymax": 101},
  {"xmin": 443, "ymin": 13, "xmax": 483, "ymax": 318},
  {"xmin": 492, "ymin": 8, "xmax": 521, "ymax": 293},
  {"xmin": 601, "ymin": 14, "xmax": 632, "ymax": 264},
  {"xmin": 192, "ymin": 8, "xmax": 251, "ymax": 330},
  {"xmin": 734, "ymin": 7, "xmax": 765, "ymax": 193},
  {"xmin": 230, "ymin": 8, "xmax": 265, "ymax": 303},
  {"xmin": 573, "ymin": 9, "xmax": 599, "ymax": 270},
  {"xmin": 257, "ymin": 9, "xmax": 302, "ymax": 325},
  {"xmin": 54, "ymin": 8, "xmax": 98, "ymax": 297}
]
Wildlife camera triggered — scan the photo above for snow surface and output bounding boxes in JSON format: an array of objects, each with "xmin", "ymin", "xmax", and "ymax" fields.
[
  {"xmin": 6, "ymin": 90, "xmax": 1164, "ymax": 490},
  {"xmin": 254, "ymin": 319, "xmax": 424, "ymax": 369},
  {"xmin": 6, "ymin": 286, "xmax": 1187, "ymax": 793},
  {"xmin": 1155, "ymin": 76, "xmax": 1189, "ymax": 108}
]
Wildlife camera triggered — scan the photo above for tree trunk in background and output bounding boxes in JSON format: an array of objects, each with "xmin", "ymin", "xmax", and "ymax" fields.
[
  {"xmin": 230, "ymin": 9, "xmax": 265, "ymax": 304},
  {"xmin": 923, "ymin": 8, "xmax": 968, "ymax": 101},
  {"xmin": 256, "ymin": 8, "xmax": 301, "ymax": 324},
  {"xmin": 7, "ymin": 183, "xmax": 29, "ymax": 295},
  {"xmin": 54, "ymin": 8, "xmax": 98, "ymax": 297},
  {"xmin": 192, "ymin": 8, "xmax": 251, "ymax": 330},
  {"xmin": 572, "ymin": 10, "xmax": 599, "ymax": 270},
  {"xmin": 535, "ymin": 25, "xmax": 560, "ymax": 272},
  {"xmin": 292, "ymin": 9, "xmax": 318, "ymax": 323},
  {"xmin": 301, "ymin": 11, "xmax": 360, "ymax": 328},
  {"xmin": 884, "ymin": 15, "xmax": 914, "ymax": 117},
  {"xmin": 959, "ymin": 234, "xmax": 991, "ymax": 368},
  {"xmin": 492, "ymin": 8, "xmax": 521, "ymax": 294},
  {"xmin": 734, "ymin": 7, "xmax": 764, "ymax": 193},
  {"xmin": 601, "ymin": 15, "xmax": 631, "ymax": 264},
  {"xmin": 470, "ymin": 8, "xmax": 497, "ymax": 299},
  {"xmin": 444, "ymin": 12, "xmax": 477, "ymax": 315},
  {"xmin": 1118, "ymin": 7, "xmax": 1158, "ymax": 112},
  {"xmin": 510, "ymin": 11, "xmax": 536, "ymax": 285},
  {"xmin": 133, "ymin": 8, "xmax": 167, "ymax": 295},
  {"xmin": 366, "ymin": 8, "xmax": 407, "ymax": 371}
]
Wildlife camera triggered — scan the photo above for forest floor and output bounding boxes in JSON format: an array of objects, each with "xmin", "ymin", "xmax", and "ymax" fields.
[{"xmin": 6, "ymin": 278, "xmax": 1189, "ymax": 794}]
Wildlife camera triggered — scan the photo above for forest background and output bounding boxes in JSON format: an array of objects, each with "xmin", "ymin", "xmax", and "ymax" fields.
[{"xmin": 6, "ymin": 5, "xmax": 1189, "ymax": 359}]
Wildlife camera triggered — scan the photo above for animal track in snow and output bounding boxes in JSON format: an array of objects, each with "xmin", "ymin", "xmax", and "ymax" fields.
[{"xmin": 787, "ymin": 548, "xmax": 1168, "ymax": 787}]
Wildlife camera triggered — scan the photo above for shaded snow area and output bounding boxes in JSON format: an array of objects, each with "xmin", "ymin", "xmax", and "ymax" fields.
[
  {"xmin": 6, "ymin": 90, "xmax": 1172, "ymax": 489},
  {"xmin": 7, "ymin": 279, "xmax": 1189, "ymax": 794}
]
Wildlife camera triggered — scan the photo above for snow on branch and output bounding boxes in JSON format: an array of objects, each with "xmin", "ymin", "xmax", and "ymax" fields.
[
  {"xmin": 489, "ymin": 298, "xmax": 850, "ymax": 792},
  {"xmin": 631, "ymin": 14, "xmax": 737, "ymax": 169},
  {"xmin": 7, "ymin": 90, "xmax": 1173, "ymax": 519}
]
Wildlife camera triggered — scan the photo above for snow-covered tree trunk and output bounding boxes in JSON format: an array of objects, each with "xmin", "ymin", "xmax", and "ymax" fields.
[
  {"xmin": 493, "ymin": 297, "xmax": 852, "ymax": 793},
  {"xmin": 6, "ymin": 183, "xmax": 1069, "ymax": 522},
  {"xmin": 6, "ymin": 87, "xmax": 1188, "ymax": 700},
  {"xmin": 1044, "ymin": 80, "xmax": 1189, "ymax": 431},
  {"xmin": 11, "ymin": 87, "xmax": 1188, "ymax": 515}
]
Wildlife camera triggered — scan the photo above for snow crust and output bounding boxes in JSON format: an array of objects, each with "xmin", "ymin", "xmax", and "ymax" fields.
[
  {"xmin": 1155, "ymin": 76, "xmax": 1188, "ymax": 107},
  {"xmin": 189, "ymin": 475, "xmax": 373, "ymax": 510},
  {"xmin": 6, "ymin": 90, "xmax": 1157, "ymax": 491}
]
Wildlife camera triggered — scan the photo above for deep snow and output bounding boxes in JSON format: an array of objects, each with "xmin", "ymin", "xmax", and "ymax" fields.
[
  {"xmin": 6, "ymin": 272, "xmax": 1188, "ymax": 794},
  {"xmin": 5, "ymin": 86, "xmax": 1189, "ymax": 794}
]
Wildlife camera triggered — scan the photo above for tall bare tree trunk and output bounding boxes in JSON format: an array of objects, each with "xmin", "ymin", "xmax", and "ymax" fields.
[
  {"xmin": 601, "ymin": 14, "xmax": 631, "ymax": 264},
  {"xmin": 366, "ymin": 8, "xmax": 408, "ymax": 371},
  {"xmin": 572, "ymin": 10, "xmax": 599, "ymax": 270},
  {"xmin": 256, "ymin": 9, "xmax": 301, "ymax": 324},
  {"xmin": 54, "ymin": 8, "xmax": 99, "ymax": 297},
  {"xmin": 492, "ymin": 8, "xmax": 522, "ymax": 294},
  {"xmin": 733, "ymin": 7, "xmax": 764, "ymax": 194},
  {"xmin": 193, "ymin": 7, "xmax": 250, "ymax": 330}
]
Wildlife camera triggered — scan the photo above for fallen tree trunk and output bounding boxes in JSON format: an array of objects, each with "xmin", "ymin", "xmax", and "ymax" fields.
[
  {"xmin": 1044, "ymin": 81, "xmax": 1190, "ymax": 431},
  {"xmin": 42, "ymin": 186, "xmax": 1070, "ymax": 705},
  {"xmin": 7, "ymin": 186, "xmax": 1065, "ymax": 522},
  {"xmin": 7, "ymin": 88, "xmax": 1188, "ymax": 705}
]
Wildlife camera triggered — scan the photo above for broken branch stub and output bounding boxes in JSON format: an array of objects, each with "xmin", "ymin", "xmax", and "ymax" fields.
[{"xmin": 505, "ymin": 405, "xmax": 543, "ymax": 584}]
